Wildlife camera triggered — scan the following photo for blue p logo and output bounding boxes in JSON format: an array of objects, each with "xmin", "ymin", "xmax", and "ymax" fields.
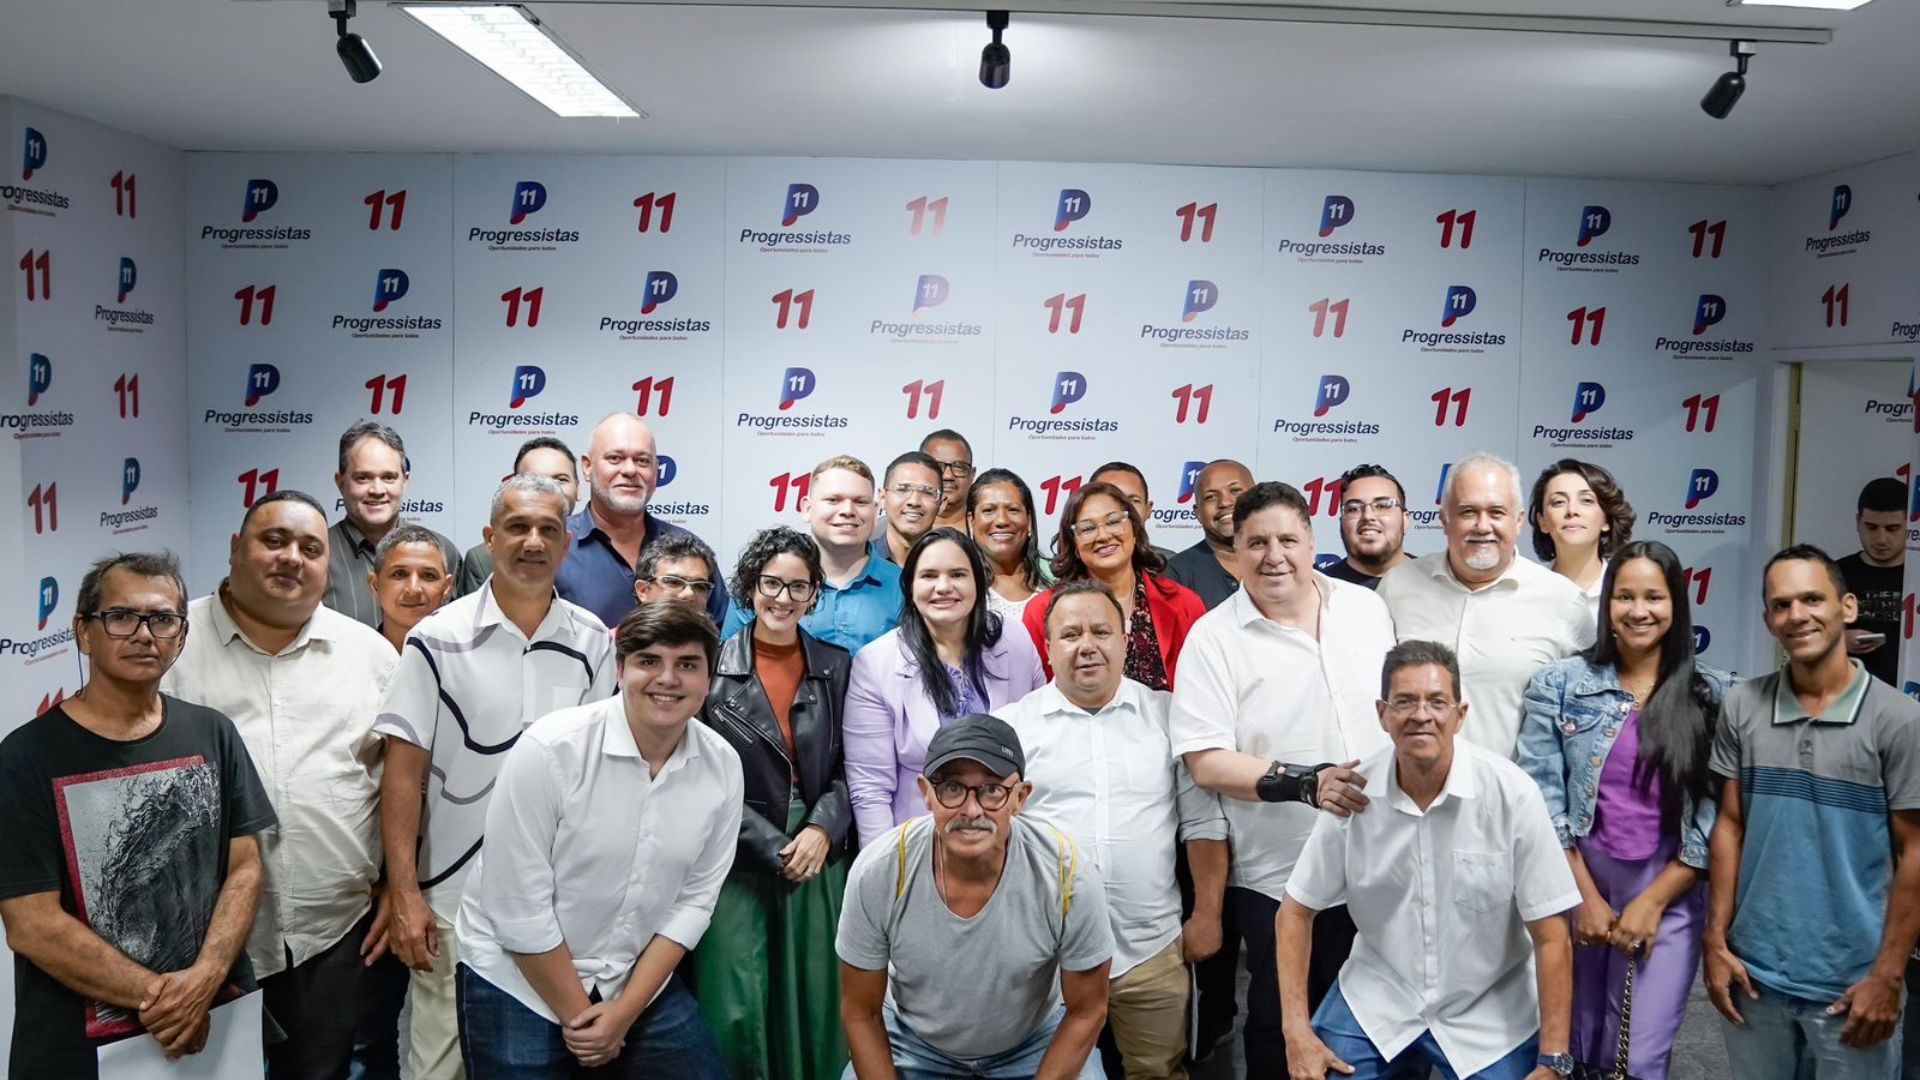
[
  {"xmin": 27, "ymin": 353, "xmax": 51, "ymax": 406},
  {"xmin": 37, "ymin": 577, "xmax": 57, "ymax": 631},
  {"xmin": 1182, "ymin": 280, "xmax": 1217, "ymax": 323},
  {"xmin": 913, "ymin": 274, "xmax": 949, "ymax": 318},
  {"xmin": 641, "ymin": 270, "xmax": 678, "ymax": 315},
  {"xmin": 117, "ymin": 257, "xmax": 137, "ymax": 303},
  {"xmin": 509, "ymin": 180, "xmax": 547, "ymax": 225},
  {"xmin": 243, "ymin": 363, "xmax": 280, "ymax": 407},
  {"xmin": 1053, "ymin": 189, "xmax": 1091, "ymax": 232},
  {"xmin": 1570, "ymin": 381, "xmax": 1606, "ymax": 423},
  {"xmin": 1692, "ymin": 294, "xmax": 1726, "ymax": 335},
  {"xmin": 1829, "ymin": 185, "xmax": 1851, "ymax": 231},
  {"xmin": 1176, "ymin": 461, "xmax": 1207, "ymax": 504},
  {"xmin": 1691, "ymin": 625, "xmax": 1711, "ymax": 655},
  {"xmin": 509, "ymin": 365, "xmax": 546, "ymax": 409},
  {"xmin": 782, "ymin": 183, "xmax": 819, "ymax": 227},
  {"xmin": 1435, "ymin": 463, "xmax": 1452, "ymax": 507},
  {"xmin": 1313, "ymin": 374, "xmax": 1350, "ymax": 417},
  {"xmin": 121, "ymin": 458, "xmax": 141, "ymax": 506},
  {"xmin": 1441, "ymin": 285, "xmax": 1477, "ymax": 328},
  {"xmin": 657, "ymin": 455, "xmax": 678, "ymax": 487},
  {"xmin": 242, "ymin": 178, "xmax": 278, "ymax": 223},
  {"xmin": 1318, "ymin": 195, "xmax": 1354, "ymax": 238},
  {"xmin": 1576, "ymin": 205, "xmax": 1611, "ymax": 247},
  {"xmin": 1684, "ymin": 468, "xmax": 1719, "ymax": 510},
  {"xmin": 372, "ymin": 268, "xmax": 408, "ymax": 312},
  {"xmin": 21, "ymin": 127, "xmax": 46, "ymax": 180},
  {"xmin": 1049, "ymin": 371, "xmax": 1087, "ymax": 415},
  {"xmin": 779, "ymin": 367, "xmax": 816, "ymax": 410}
]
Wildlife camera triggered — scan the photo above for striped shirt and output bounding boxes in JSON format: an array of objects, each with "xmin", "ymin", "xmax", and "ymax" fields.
[
  {"xmin": 372, "ymin": 585, "xmax": 615, "ymax": 914},
  {"xmin": 322, "ymin": 517, "xmax": 463, "ymax": 629}
]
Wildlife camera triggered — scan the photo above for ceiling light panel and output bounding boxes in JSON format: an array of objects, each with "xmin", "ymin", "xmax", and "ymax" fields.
[{"xmin": 400, "ymin": 5, "xmax": 642, "ymax": 118}]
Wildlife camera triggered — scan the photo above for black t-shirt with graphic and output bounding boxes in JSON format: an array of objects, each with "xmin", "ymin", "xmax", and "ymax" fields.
[
  {"xmin": 0, "ymin": 696, "xmax": 276, "ymax": 1080},
  {"xmin": 1838, "ymin": 552, "xmax": 1903, "ymax": 686}
]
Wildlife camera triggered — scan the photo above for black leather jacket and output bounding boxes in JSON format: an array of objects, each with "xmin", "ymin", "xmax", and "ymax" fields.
[{"xmin": 701, "ymin": 626, "xmax": 853, "ymax": 876}]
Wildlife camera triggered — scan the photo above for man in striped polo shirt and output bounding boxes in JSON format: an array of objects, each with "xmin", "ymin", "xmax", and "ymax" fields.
[
  {"xmin": 373, "ymin": 474, "xmax": 616, "ymax": 1080},
  {"xmin": 1705, "ymin": 545, "xmax": 1920, "ymax": 1080}
]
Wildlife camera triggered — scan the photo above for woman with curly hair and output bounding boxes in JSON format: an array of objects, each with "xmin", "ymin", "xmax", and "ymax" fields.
[
  {"xmin": 1529, "ymin": 458, "xmax": 1636, "ymax": 616},
  {"xmin": 967, "ymin": 468, "xmax": 1050, "ymax": 626}
]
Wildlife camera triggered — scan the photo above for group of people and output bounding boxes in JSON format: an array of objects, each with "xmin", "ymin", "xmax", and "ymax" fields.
[{"xmin": 1, "ymin": 410, "xmax": 1915, "ymax": 1080}]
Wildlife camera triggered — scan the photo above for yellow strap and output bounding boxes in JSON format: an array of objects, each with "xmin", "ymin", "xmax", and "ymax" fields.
[
  {"xmin": 1049, "ymin": 827, "xmax": 1075, "ymax": 918},
  {"xmin": 896, "ymin": 820, "xmax": 910, "ymax": 900}
]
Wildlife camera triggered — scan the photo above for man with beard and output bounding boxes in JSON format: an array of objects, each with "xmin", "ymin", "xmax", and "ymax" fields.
[
  {"xmin": 1165, "ymin": 459, "xmax": 1254, "ymax": 610},
  {"xmin": 1323, "ymin": 464, "xmax": 1417, "ymax": 590},
  {"xmin": 871, "ymin": 451, "xmax": 942, "ymax": 566},
  {"xmin": 1377, "ymin": 453, "xmax": 1591, "ymax": 758},
  {"xmin": 322, "ymin": 421, "xmax": 461, "ymax": 628}
]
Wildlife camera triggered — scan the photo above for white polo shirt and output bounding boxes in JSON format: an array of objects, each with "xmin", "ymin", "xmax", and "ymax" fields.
[
  {"xmin": 456, "ymin": 696, "xmax": 744, "ymax": 1022},
  {"xmin": 1168, "ymin": 576, "xmax": 1395, "ymax": 901},
  {"xmin": 372, "ymin": 586, "xmax": 615, "ymax": 913},
  {"xmin": 161, "ymin": 589, "xmax": 397, "ymax": 977},
  {"xmin": 1286, "ymin": 741, "xmax": 1581, "ymax": 1077},
  {"xmin": 1376, "ymin": 554, "xmax": 1594, "ymax": 759},
  {"xmin": 999, "ymin": 679, "xmax": 1228, "ymax": 978}
]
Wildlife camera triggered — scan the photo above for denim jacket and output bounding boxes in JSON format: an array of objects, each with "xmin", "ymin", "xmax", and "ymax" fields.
[{"xmin": 1517, "ymin": 655, "xmax": 1732, "ymax": 869}]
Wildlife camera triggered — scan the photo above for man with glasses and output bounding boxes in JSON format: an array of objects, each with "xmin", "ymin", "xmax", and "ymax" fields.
[
  {"xmin": 0, "ymin": 553, "xmax": 275, "ymax": 1080},
  {"xmin": 322, "ymin": 420, "xmax": 462, "ymax": 627},
  {"xmin": 373, "ymin": 475, "xmax": 616, "ymax": 1080},
  {"xmin": 1165, "ymin": 459, "xmax": 1255, "ymax": 611},
  {"xmin": 921, "ymin": 429, "xmax": 977, "ymax": 531},
  {"xmin": 840, "ymin": 714, "xmax": 1114, "ymax": 1080},
  {"xmin": 872, "ymin": 451, "xmax": 943, "ymax": 566},
  {"xmin": 636, "ymin": 533, "xmax": 722, "ymax": 610},
  {"xmin": 723, "ymin": 454, "xmax": 903, "ymax": 651},
  {"xmin": 1323, "ymin": 464, "xmax": 1416, "ymax": 590},
  {"xmin": 456, "ymin": 435, "xmax": 581, "ymax": 597}
]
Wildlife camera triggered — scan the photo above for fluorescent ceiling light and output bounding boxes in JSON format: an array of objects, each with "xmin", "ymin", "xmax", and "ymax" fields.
[
  {"xmin": 400, "ymin": 5, "xmax": 642, "ymax": 118},
  {"xmin": 1730, "ymin": 0, "xmax": 1872, "ymax": 10}
]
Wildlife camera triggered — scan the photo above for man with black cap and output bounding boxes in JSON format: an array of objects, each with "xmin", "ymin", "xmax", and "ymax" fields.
[{"xmin": 837, "ymin": 714, "xmax": 1115, "ymax": 1079}]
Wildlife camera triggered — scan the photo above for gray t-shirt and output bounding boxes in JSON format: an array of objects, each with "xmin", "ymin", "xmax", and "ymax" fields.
[{"xmin": 837, "ymin": 814, "xmax": 1114, "ymax": 1058}]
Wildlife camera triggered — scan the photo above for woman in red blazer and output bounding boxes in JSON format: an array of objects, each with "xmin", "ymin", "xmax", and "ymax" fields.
[{"xmin": 1021, "ymin": 480, "xmax": 1207, "ymax": 689}]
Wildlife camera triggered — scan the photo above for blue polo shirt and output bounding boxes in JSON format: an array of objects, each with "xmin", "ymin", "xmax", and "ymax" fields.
[
  {"xmin": 722, "ymin": 555, "xmax": 902, "ymax": 654},
  {"xmin": 555, "ymin": 506, "xmax": 729, "ymax": 630}
]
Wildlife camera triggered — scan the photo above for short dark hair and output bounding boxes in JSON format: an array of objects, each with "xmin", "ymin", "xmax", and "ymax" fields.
[
  {"xmin": 730, "ymin": 526, "xmax": 824, "ymax": 612},
  {"xmin": 1859, "ymin": 477, "xmax": 1906, "ymax": 515},
  {"xmin": 1338, "ymin": 463, "xmax": 1406, "ymax": 506},
  {"xmin": 885, "ymin": 450, "xmax": 942, "ymax": 487},
  {"xmin": 514, "ymin": 435, "xmax": 577, "ymax": 475},
  {"xmin": 240, "ymin": 489, "xmax": 329, "ymax": 532},
  {"xmin": 76, "ymin": 551, "xmax": 187, "ymax": 617},
  {"xmin": 638, "ymin": 533, "xmax": 719, "ymax": 584},
  {"xmin": 919, "ymin": 429, "xmax": 973, "ymax": 458},
  {"xmin": 1763, "ymin": 543, "xmax": 1850, "ymax": 600},
  {"xmin": 1380, "ymin": 640, "xmax": 1462, "ymax": 701},
  {"xmin": 1231, "ymin": 481, "xmax": 1313, "ymax": 537},
  {"xmin": 614, "ymin": 601, "xmax": 721, "ymax": 671},
  {"xmin": 372, "ymin": 524, "xmax": 449, "ymax": 573},
  {"xmin": 1089, "ymin": 461, "xmax": 1148, "ymax": 497},
  {"xmin": 337, "ymin": 420, "xmax": 406, "ymax": 474},
  {"xmin": 1042, "ymin": 577, "xmax": 1125, "ymax": 634},
  {"xmin": 1528, "ymin": 459, "xmax": 1636, "ymax": 561}
]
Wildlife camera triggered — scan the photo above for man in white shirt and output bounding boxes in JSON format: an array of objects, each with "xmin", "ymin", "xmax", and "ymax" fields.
[
  {"xmin": 1000, "ymin": 579, "xmax": 1229, "ymax": 1080},
  {"xmin": 1376, "ymin": 452, "xmax": 1592, "ymax": 758},
  {"xmin": 374, "ymin": 474, "xmax": 616, "ymax": 1080},
  {"xmin": 1279, "ymin": 640, "xmax": 1579, "ymax": 1080},
  {"xmin": 1170, "ymin": 481, "xmax": 1396, "ymax": 1079},
  {"xmin": 160, "ymin": 489, "xmax": 398, "ymax": 1080},
  {"xmin": 455, "ymin": 601, "xmax": 741, "ymax": 1079}
]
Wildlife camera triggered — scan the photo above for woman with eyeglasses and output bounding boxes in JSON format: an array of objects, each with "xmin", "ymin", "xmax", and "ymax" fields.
[
  {"xmin": 1019, "ymin": 481, "xmax": 1207, "ymax": 689},
  {"xmin": 967, "ymin": 468, "xmax": 1051, "ymax": 627},
  {"xmin": 842, "ymin": 528, "xmax": 1046, "ymax": 845},
  {"xmin": 1528, "ymin": 458, "xmax": 1636, "ymax": 617},
  {"xmin": 692, "ymin": 527, "xmax": 853, "ymax": 1080},
  {"xmin": 1516, "ymin": 541, "xmax": 1728, "ymax": 1080}
]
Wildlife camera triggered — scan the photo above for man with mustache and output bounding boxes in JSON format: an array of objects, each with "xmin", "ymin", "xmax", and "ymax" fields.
[
  {"xmin": 871, "ymin": 451, "xmax": 942, "ymax": 566},
  {"xmin": 1377, "ymin": 452, "xmax": 1591, "ymax": 758},
  {"xmin": 1000, "ymin": 580, "xmax": 1228, "ymax": 1079},
  {"xmin": 1165, "ymin": 459, "xmax": 1254, "ymax": 611},
  {"xmin": 161, "ymin": 490, "xmax": 398, "ymax": 1079},
  {"xmin": 322, "ymin": 421, "xmax": 462, "ymax": 628},
  {"xmin": 838, "ymin": 715, "xmax": 1114, "ymax": 1079},
  {"xmin": 373, "ymin": 475, "xmax": 615, "ymax": 1080},
  {"xmin": 1324, "ymin": 464, "xmax": 1417, "ymax": 590}
]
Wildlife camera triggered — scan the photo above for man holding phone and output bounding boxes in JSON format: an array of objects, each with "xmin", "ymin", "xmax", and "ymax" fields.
[{"xmin": 1837, "ymin": 477, "xmax": 1905, "ymax": 686}]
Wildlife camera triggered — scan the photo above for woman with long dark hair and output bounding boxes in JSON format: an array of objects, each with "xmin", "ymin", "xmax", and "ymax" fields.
[
  {"xmin": 693, "ymin": 527, "xmax": 852, "ymax": 1080},
  {"xmin": 967, "ymin": 468, "xmax": 1049, "ymax": 626},
  {"xmin": 1518, "ymin": 540, "xmax": 1728, "ymax": 1080},
  {"xmin": 1020, "ymin": 481, "xmax": 1206, "ymax": 689},
  {"xmin": 841, "ymin": 527, "xmax": 1046, "ymax": 844}
]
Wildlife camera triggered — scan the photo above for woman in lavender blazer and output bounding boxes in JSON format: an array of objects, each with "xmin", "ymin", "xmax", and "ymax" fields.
[{"xmin": 843, "ymin": 527, "xmax": 1047, "ymax": 844}]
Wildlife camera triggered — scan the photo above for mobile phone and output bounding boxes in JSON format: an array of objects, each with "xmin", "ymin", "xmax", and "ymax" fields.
[{"xmin": 1856, "ymin": 631, "xmax": 1886, "ymax": 647}]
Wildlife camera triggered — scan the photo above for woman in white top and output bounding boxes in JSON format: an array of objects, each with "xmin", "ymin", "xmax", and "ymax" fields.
[
  {"xmin": 967, "ymin": 468, "xmax": 1050, "ymax": 626},
  {"xmin": 1528, "ymin": 458, "xmax": 1637, "ymax": 619}
]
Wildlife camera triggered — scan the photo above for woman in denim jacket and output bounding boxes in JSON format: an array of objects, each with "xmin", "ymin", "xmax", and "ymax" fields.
[{"xmin": 1518, "ymin": 540, "xmax": 1731, "ymax": 1080}]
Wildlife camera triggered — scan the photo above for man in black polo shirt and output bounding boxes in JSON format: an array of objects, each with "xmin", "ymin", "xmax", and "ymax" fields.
[{"xmin": 1837, "ymin": 476, "xmax": 1905, "ymax": 686}]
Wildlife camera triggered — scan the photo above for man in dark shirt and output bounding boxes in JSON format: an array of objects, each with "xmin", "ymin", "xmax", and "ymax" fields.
[
  {"xmin": 1322, "ymin": 463, "xmax": 1416, "ymax": 590},
  {"xmin": 1838, "ymin": 476, "xmax": 1907, "ymax": 686},
  {"xmin": 0, "ymin": 552, "xmax": 274, "ymax": 1080},
  {"xmin": 1165, "ymin": 459, "xmax": 1253, "ymax": 610}
]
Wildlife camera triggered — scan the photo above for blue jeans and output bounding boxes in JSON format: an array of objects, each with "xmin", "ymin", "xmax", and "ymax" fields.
[
  {"xmin": 1722, "ymin": 979, "xmax": 1901, "ymax": 1080},
  {"xmin": 1312, "ymin": 982, "xmax": 1539, "ymax": 1080},
  {"xmin": 455, "ymin": 963, "xmax": 728, "ymax": 1080},
  {"xmin": 839, "ymin": 1003, "xmax": 1104, "ymax": 1079}
]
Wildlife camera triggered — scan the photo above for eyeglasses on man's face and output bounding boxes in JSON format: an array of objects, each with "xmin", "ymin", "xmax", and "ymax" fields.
[
  {"xmin": 935, "ymin": 460, "xmax": 974, "ymax": 478},
  {"xmin": 890, "ymin": 482, "xmax": 939, "ymax": 500},
  {"xmin": 1341, "ymin": 497, "xmax": 1404, "ymax": 519},
  {"xmin": 85, "ymin": 609, "xmax": 187, "ymax": 639},
  {"xmin": 1070, "ymin": 511, "xmax": 1131, "ymax": 540},
  {"xmin": 1382, "ymin": 695, "xmax": 1459, "ymax": 718},
  {"xmin": 642, "ymin": 575, "xmax": 714, "ymax": 597},
  {"xmin": 755, "ymin": 576, "xmax": 817, "ymax": 603},
  {"xmin": 930, "ymin": 778, "xmax": 1015, "ymax": 811}
]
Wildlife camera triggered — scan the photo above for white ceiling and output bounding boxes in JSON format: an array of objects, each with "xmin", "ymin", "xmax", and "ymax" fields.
[{"xmin": 1, "ymin": 0, "xmax": 1914, "ymax": 185}]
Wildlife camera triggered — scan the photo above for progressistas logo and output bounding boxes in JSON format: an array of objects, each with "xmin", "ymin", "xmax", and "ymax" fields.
[
  {"xmin": 1538, "ymin": 204, "xmax": 1641, "ymax": 272},
  {"xmin": 1050, "ymin": 370, "xmax": 1087, "ymax": 414},
  {"xmin": 1152, "ymin": 460, "xmax": 1209, "ymax": 528},
  {"xmin": 468, "ymin": 180, "xmax": 581, "ymax": 249},
  {"xmin": 870, "ymin": 274, "xmax": 982, "ymax": 341},
  {"xmin": 739, "ymin": 182, "xmax": 853, "ymax": 251},
  {"xmin": 1141, "ymin": 280, "xmax": 1250, "ymax": 346},
  {"xmin": 28, "ymin": 352, "xmax": 50, "ymax": 406},
  {"xmin": 21, "ymin": 126, "xmax": 45, "ymax": 180},
  {"xmin": 117, "ymin": 257, "xmax": 136, "ymax": 303},
  {"xmin": 37, "ymin": 576, "xmax": 58, "ymax": 631},
  {"xmin": 1654, "ymin": 294, "xmax": 1755, "ymax": 358},
  {"xmin": 738, "ymin": 366, "xmax": 849, "ymax": 434},
  {"xmin": 103, "ymin": 457, "xmax": 159, "ymax": 533},
  {"xmin": 1010, "ymin": 188, "xmax": 1122, "ymax": 256},
  {"xmin": 1, "ymin": 353, "xmax": 76, "ymax": 438},
  {"xmin": 199, "ymin": 177, "xmax": 311, "ymax": 247},
  {"xmin": 0, "ymin": 574, "xmax": 74, "ymax": 660},
  {"xmin": 204, "ymin": 363, "xmax": 314, "ymax": 431},
  {"xmin": 121, "ymin": 457, "xmax": 141, "ymax": 505},
  {"xmin": 95, "ymin": 258, "xmax": 156, "ymax": 333},
  {"xmin": 1806, "ymin": 183, "xmax": 1871, "ymax": 256},
  {"xmin": 1011, "ymin": 370, "xmax": 1117, "ymax": 439},
  {"xmin": 1276, "ymin": 195, "xmax": 1386, "ymax": 262},
  {"xmin": 465, "ymin": 364, "xmax": 579, "ymax": 430},
  {"xmin": 1401, "ymin": 285, "xmax": 1507, "ymax": 352},
  {"xmin": 1273, "ymin": 373, "xmax": 1379, "ymax": 442},
  {"xmin": 1645, "ymin": 467, "xmax": 1747, "ymax": 533},
  {"xmin": 1, "ymin": 126, "xmax": 69, "ymax": 215},
  {"xmin": 1531, "ymin": 381, "xmax": 1636, "ymax": 448},
  {"xmin": 599, "ymin": 270, "xmax": 713, "ymax": 339},
  {"xmin": 331, "ymin": 268, "xmax": 443, "ymax": 337}
]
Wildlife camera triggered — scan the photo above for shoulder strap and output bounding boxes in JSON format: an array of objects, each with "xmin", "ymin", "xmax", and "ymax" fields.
[
  {"xmin": 895, "ymin": 816, "xmax": 929, "ymax": 901},
  {"xmin": 1048, "ymin": 826, "xmax": 1075, "ymax": 918}
]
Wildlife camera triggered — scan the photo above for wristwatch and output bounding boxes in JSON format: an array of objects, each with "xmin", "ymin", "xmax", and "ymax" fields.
[
  {"xmin": 1255, "ymin": 761, "xmax": 1325, "ymax": 805},
  {"xmin": 1536, "ymin": 1051, "xmax": 1574, "ymax": 1077}
]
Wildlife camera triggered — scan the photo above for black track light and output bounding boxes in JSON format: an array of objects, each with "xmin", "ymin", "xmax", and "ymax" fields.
[
  {"xmin": 332, "ymin": 0, "xmax": 383, "ymax": 84},
  {"xmin": 980, "ymin": 10, "xmax": 1010, "ymax": 90},
  {"xmin": 1700, "ymin": 40, "xmax": 1755, "ymax": 120}
]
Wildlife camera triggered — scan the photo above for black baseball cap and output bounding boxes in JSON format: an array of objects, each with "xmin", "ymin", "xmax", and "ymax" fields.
[{"xmin": 923, "ymin": 714, "xmax": 1025, "ymax": 780}]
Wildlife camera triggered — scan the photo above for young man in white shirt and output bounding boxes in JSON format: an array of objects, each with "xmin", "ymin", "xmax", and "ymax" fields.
[
  {"xmin": 1170, "ymin": 481, "xmax": 1396, "ymax": 1078},
  {"xmin": 160, "ymin": 490, "xmax": 398, "ymax": 1080},
  {"xmin": 374, "ymin": 475, "xmax": 616, "ymax": 1080},
  {"xmin": 454, "ymin": 601, "xmax": 741, "ymax": 1079},
  {"xmin": 1000, "ymin": 579, "xmax": 1229, "ymax": 1079},
  {"xmin": 1376, "ymin": 452, "xmax": 1592, "ymax": 758},
  {"xmin": 1279, "ymin": 640, "xmax": 1580, "ymax": 1080}
]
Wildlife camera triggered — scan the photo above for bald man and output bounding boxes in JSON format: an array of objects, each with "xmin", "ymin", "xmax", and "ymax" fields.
[{"xmin": 555, "ymin": 413, "xmax": 727, "ymax": 627}]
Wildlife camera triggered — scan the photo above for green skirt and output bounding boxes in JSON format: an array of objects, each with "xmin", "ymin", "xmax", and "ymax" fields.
[{"xmin": 691, "ymin": 797, "xmax": 849, "ymax": 1080}]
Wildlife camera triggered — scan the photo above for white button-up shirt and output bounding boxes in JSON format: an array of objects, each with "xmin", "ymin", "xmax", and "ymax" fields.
[
  {"xmin": 998, "ymin": 679, "xmax": 1228, "ymax": 978},
  {"xmin": 456, "ymin": 696, "xmax": 744, "ymax": 1022},
  {"xmin": 161, "ymin": 589, "xmax": 396, "ymax": 977},
  {"xmin": 1285, "ymin": 741, "xmax": 1581, "ymax": 1077},
  {"xmin": 372, "ymin": 586, "xmax": 615, "ymax": 913},
  {"xmin": 1169, "ymin": 577, "xmax": 1395, "ymax": 901},
  {"xmin": 1377, "ymin": 553, "xmax": 1594, "ymax": 759}
]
